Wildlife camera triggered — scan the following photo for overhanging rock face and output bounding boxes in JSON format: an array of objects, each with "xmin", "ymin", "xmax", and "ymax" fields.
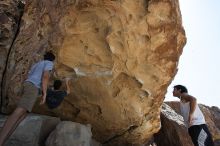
[{"xmin": 2, "ymin": 0, "xmax": 186, "ymax": 145}]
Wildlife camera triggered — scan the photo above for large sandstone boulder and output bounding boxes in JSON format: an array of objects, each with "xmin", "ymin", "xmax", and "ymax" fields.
[
  {"xmin": 1, "ymin": 0, "xmax": 186, "ymax": 145},
  {"xmin": 0, "ymin": 114, "xmax": 60, "ymax": 146}
]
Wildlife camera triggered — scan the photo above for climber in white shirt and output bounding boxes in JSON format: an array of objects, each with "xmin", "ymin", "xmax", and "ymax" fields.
[{"xmin": 172, "ymin": 85, "xmax": 214, "ymax": 146}]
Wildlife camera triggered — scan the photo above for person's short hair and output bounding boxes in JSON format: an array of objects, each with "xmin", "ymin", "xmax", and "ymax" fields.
[
  {"xmin": 44, "ymin": 51, "xmax": 55, "ymax": 61},
  {"xmin": 53, "ymin": 80, "xmax": 62, "ymax": 90},
  {"xmin": 174, "ymin": 85, "xmax": 188, "ymax": 93}
]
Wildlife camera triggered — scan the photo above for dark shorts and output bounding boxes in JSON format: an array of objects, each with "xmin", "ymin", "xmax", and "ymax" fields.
[
  {"xmin": 188, "ymin": 124, "xmax": 214, "ymax": 146},
  {"xmin": 17, "ymin": 82, "xmax": 39, "ymax": 112}
]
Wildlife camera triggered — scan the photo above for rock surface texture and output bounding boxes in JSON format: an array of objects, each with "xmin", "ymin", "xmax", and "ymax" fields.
[
  {"xmin": 154, "ymin": 103, "xmax": 194, "ymax": 146},
  {"xmin": 0, "ymin": 0, "xmax": 24, "ymax": 109},
  {"xmin": 46, "ymin": 121, "xmax": 92, "ymax": 146},
  {"xmin": 1, "ymin": 0, "xmax": 186, "ymax": 145},
  {"xmin": 0, "ymin": 114, "xmax": 60, "ymax": 146}
]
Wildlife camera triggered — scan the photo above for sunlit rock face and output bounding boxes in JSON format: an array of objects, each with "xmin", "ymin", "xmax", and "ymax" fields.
[{"xmin": 2, "ymin": 0, "xmax": 186, "ymax": 145}]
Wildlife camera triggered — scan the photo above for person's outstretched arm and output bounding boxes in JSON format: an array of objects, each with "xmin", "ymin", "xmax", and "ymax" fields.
[
  {"xmin": 40, "ymin": 70, "xmax": 50, "ymax": 105},
  {"xmin": 65, "ymin": 78, "xmax": 71, "ymax": 95}
]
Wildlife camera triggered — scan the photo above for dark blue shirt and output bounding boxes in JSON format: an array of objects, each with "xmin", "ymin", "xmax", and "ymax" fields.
[{"xmin": 46, "ymin": 89, "xmax": 67, "ymax": 109}]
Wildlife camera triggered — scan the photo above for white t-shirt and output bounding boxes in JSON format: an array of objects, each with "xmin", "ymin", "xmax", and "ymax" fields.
[{"xmin": 180, "ymin": 100, "xmax": 206, "ymax": 128}]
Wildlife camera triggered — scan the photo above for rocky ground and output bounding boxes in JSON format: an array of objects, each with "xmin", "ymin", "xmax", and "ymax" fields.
[{"xmin": 1, "ymin": 102, "xmax": 219, "ymax": 146}]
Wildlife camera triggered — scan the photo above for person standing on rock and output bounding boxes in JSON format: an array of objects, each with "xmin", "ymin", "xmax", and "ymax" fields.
[
  {"xmin": 0, "ymin": 51, "xmax": 55, "ymax": 146},
  {"xmin": 172, "ymin": 85, "xmax": 214, "ymax": 146},
  {"xmin": 46, "ymin": 78, "xmax": 70, "ymax": 109}
]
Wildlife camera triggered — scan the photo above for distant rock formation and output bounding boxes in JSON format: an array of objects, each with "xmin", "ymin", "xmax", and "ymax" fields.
[
  {"xmin": 0, "ymin": 0, "xmax": 186, "ymax": 145},
  {"xmin": 154, "ymin": 103, "xmax": 194, "ymax": 146},
  {"xmin": 155, "ymin": 102, "xmax": 220, "ymax": 146}
]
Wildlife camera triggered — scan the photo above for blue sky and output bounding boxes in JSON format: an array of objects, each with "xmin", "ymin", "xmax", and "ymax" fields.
[{"xmin": 165, "ymin": 0, "xmax": 220, "ymax": 108}]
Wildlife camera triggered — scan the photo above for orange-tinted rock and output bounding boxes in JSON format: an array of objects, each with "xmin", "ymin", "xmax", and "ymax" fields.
[{"xmin": 2, "ymin": 0, "xmax": 186, "ymax": 145}]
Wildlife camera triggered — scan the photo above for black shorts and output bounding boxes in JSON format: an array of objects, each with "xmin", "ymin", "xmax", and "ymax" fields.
[{"xmin": 188, "ymin": 124, "xmax": 214, "ymax": 146}]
